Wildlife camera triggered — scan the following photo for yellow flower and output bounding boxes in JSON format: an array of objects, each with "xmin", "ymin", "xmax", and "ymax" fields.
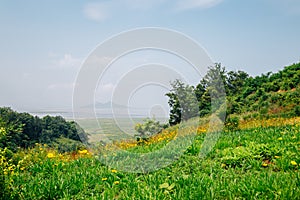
[
  {"xmin": 102, "ymin": 178, "xmax": 107, "ymax": 181},
  {"xmin": 274, "ymin": 156, "xmax": 280, "ymax": 159},
  {"xmin": 78, "ymin": 149, "xmax": 88, "ymax": 154},
  {"xmin": 20, "ymin": 167, "xmax": 25, "ymax": 171},
  {"xmin": 291, "ymin": 161, "xmax": 297, "ymax": 166},
  {"xmin": 111, "ymin": 169, "xmax": 117, "ymax": 173},
  {"xmin": 262, "ymin": 163, "xmax": 268, "ymax": 167},
  {"xmin": 114, "ymin": 181, "xmax": 120, "ymax": 185},
  {"xmin": 221, "ymin": 163, "xmax": 226, "ymax": 168},
  {"xmin": 47, "ymin": 153, "xmax": 55, "ymax": 158},
  {"xmin": 278, "ymin": 137, "xmax": 283, "ymax": 141}
]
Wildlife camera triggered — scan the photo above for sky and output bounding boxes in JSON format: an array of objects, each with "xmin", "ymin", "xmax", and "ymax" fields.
[{"xmin": 0, "ymin": 0, "xmax": 300, "ymax": 114}]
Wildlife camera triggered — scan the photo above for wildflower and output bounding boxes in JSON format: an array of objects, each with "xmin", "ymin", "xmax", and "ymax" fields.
[
  {"xmin": 111, "ymin": 169, "xmax": 117, "ymax": 173},
  {"xmin": 102, "ymin": 178, "xmax": 107, "ymax": 181},
  {"xmin": 291, "ymin": 161, "xmax": 297, "ymax": 166},
  {"xmin": 278, "ymin": 137, "xmax": 283, "ymax": 141},
  {"xmin": 114, "ymin": 181, "xmax": 120, "ymax": 185},
  {"xmin": 221, "ymin": 163, "xmax": 226, "ymax": 168},
  {"xmin": 47, "ymin": 153, "xmax": 55, "ymax": 158},
  {"xmin": 78, "ymin": 149, "xmax": 88, "ymax": 154},
  {"xmin": 262, "ymin": 163, "xmax": 268, "ymax": 167},
  {"xmin": 20, "ymin": 167, "xmax": 25, "ymax": 171},
  {"xmin": 274, "ymin": 156, "xmax": 280, "ymax": 159}
]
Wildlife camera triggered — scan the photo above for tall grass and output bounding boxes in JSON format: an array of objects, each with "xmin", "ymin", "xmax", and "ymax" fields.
[{"xmin": 1, "ymin": 117, "xmax": 300, "ymax": 199}]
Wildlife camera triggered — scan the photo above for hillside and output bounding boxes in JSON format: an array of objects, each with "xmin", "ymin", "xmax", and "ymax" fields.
[
  {"xmin": 166, "ymin": 62, "xmax": 300, "ymax": 126},
  {"xmin": 228, "ymin": 62, "xmax": 300, "ymax": 118}
]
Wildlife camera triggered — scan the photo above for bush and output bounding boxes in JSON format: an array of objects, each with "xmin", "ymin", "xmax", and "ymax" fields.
[
  {"xmin": 225, "ymin": 116, "xmax": 240, "ymax": 131},
  {"xmin": 0, "ymin": 166, "xmax": 9, "ymax": 199},
  {"xmin": 134, "ymin": 118, "xmax": 168, "ymax": 144},
  {"xmin": 293, "ymin": 105, "xmax": 300, "ymax": 116},
  {"xmin": 51, "ymin": 137, "xmax": 86, "ymax": 153}
]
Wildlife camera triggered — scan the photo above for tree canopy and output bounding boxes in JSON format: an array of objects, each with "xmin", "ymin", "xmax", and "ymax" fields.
[
  {"xmin": 166, "ymin": 62, "xmax": 300, "ymax": 125},
  {"xmin": 0, "ymin": 107, "xmax": 88, "ymax": 151}
]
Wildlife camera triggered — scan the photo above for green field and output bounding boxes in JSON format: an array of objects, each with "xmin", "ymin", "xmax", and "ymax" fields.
[
  {"xmin": 2, "ymin": 118, "xmax": 300, "ymax": 199},
  {"xmin": 76, "ymin": 118, "xmax": 168, "ymax": 143}
]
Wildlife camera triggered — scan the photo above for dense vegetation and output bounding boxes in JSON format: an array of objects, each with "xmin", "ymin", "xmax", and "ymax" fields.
[
  {"xmin": 166, "ymin": 62, "xmax": 300, "ymax": 125},
  {"xmin": 1, "ymin": 117, "xmax": 299, "ymax": 199},
  {"xmin": 0, "ymin": 62, "xmax": 300, "ymax": 199},
  {"xmin": 0, "ymin": 107, "xmax": 87, "ymax": 152}
]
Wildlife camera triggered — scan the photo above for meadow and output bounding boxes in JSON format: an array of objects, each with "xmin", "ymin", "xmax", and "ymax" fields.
[{"xmin": 1, "ymin": 117, "xmax": 300, "ymax": 199}]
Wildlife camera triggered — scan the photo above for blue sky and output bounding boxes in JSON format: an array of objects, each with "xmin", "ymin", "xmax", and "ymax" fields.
[{"xmin": 0, "ymin": 0, "xmax": 300, "ymax": 112}]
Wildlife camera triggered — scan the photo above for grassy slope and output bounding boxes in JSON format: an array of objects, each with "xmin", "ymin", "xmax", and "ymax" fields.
[{"xmin": 3, "ymin": 120, "xmax": 300, "ymax": 199}]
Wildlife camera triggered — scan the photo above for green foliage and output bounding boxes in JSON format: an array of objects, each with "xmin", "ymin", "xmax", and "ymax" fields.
[
  {"xmin": 294, "ymin": 105, "xmax": 300, "ymax": 116},
  {"xmin": 225, "ymin": 115, "xmax": 240, "ymax": 131},
  {"xmin": 1, "ymin": 122, "xmax": 300, "ymax": 199},
  {"xmin": 166, "ymin": 80, "xmax": 199, "ymax": 125},
  {"xmin": 51, "ymin": 137, "xmax": 85, "ymax": 153},
  {"xmin": 0, "ymin": 107, "xmax": 87, "ymax": 151},
  {"xmin": 166, "ymin": 62, "xmax": 300, "ymax": 121},
  {"xmin": 134, "ymin": 118, "xmax": 167, "ymax": 143},
  {"xmin": 166, "ymin": 64, "xmax": 229, "ymax": 125}
]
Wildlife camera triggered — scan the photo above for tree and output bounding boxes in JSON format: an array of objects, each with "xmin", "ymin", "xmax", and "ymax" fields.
[
  {"xmin": 226, "ymin": 70, "xmax": 249, "ymax": 95},
  {"xmin": 195, "ymin": 63, "xmax": 227, "ymax": 116},
  {"xmin": 166, "ymin": 80, "xmax": 199, "ymax": 125},
  {"xmin": 0, "ymin": 107, "xmax": 87, "ymax": 151}
]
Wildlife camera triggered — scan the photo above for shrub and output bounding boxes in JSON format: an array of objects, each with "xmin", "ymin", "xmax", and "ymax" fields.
[
  {"xmin": 134, "ymin": 118, "xmax": 168, "ymax": 144},
  {"xmin": 51, "ymin": 137, "xmax": 86, "ymax": 153},
  {"xmin": 294, "ymin": 105, "xmax": 300, "ymax": 116},
  {"xmin": 225, "ymin": 116, "xmax": 239, "ymax": 131}
]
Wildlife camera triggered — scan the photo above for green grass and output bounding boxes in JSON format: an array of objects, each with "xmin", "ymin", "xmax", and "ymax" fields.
[{"xmin": 2, "ymin": 123, "xmax": 300, "ymax": 199}]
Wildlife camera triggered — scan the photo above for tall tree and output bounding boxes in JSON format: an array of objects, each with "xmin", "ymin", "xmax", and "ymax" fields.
[
  {"xmin": 195, "ymin": 63, "xmax": 227, "ymax": 116},
  {"xmin": 166, "ymin": 80, "xmax": 199, "ymax": 125}
]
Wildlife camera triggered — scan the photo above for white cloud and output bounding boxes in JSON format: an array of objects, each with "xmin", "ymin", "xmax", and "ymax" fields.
[
  {"xmin": 58, "ymin": 54, "xmax": 81, "ymax": 67},
  {"xmin": 48, "ymin": 53, "xmax": 82, "ymax": 69},
  {"xmin": 175, "ymin": 0, "xmax": 224, "ymax": 11},
  {"xmin": 83, "ymin": 2, "xmax": 109, "ymax": 22}
]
